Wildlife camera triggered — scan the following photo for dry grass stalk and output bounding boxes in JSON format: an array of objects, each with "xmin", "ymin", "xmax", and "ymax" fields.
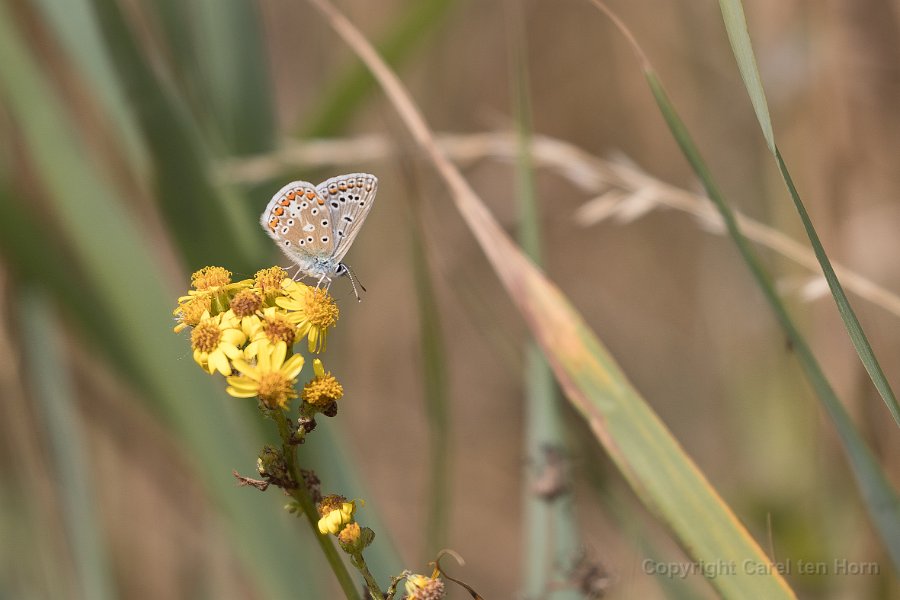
[{"xmin": 220, "ymin": 131, "xmax": 900, "ymax": 320}]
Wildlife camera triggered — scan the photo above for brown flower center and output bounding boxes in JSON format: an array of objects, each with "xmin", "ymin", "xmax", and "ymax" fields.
[
  {"xmin": 263, "ymin": 314, "xmax": 297, "ymax": 345},
  {"xmin": 231, "ymin": 289, "xmax": 262, "ymax": 317},
  {"xmin": 190, "ymin": 320, "xmax": 221, "ymax": 353}
]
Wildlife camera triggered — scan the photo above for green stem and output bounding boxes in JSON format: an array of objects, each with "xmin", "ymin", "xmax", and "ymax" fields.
[
  {"xmin": 273, "ymin": 411, "xmax": 363, "ymax": 600},
  {"xmin": 350, "ymin": 552, "xmax": 385, "ymax": 599}
]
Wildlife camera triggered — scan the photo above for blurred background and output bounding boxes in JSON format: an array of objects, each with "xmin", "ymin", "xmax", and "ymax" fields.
[{"xmin": 1, "ymin": 0, "xmax": 899, "ymax": 598}]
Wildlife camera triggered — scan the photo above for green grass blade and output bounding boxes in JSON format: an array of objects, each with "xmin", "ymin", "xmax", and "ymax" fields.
[
  {"xmin": 190, "ymin": 0, "xmax": 276, "ymax": 155},
  {"xmin": 506, "ymin": 3, "xmax": 580, "ymax": 596},
  {"xmin": 300, "ymin": 0, "xmax": 458, "ymax": 138},
  {"xmin": 0, "ymin": 9, "xmax": 324, "ymax": 596},
  {"xmin": 31, "ymin": 0, "xmax": 146, "ymax": 170},
  {"xmin": 20, "ymin": 291, "xmax": 117, "ymax": 600},
  {"xmin": 0, "ymin": 186, "xmax": 143, "ymax": 386},
  {"xmin": 716, "ymin": 1, "xmax": 774, "ymax": 153},
  {"xmin": 409, "ymin": 210, "xmax": 452, "ymax": 556},
  {"xmin": 717, "ymin": 0, "xmax": 900, "ymax": 427},
  {"xmin": 645, "ymin": 71, "xmax": 900, "ymax": 571},
  {"xmin": 88, "ymin": 0, "xmax": 266, "ymax": 271}
]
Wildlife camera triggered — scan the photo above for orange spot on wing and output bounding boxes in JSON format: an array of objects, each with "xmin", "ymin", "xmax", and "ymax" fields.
[
  {"xmin": 317, "ymin": 198, "xmax": 325, "ymax": 206},
  {"xmin": 287, "ymin": 191, "xmax": 296, "ymax": 200},
  {"xmin": 305, "ymin": 190, "xmax": 316, "ymax": 200},
  {"xmin": 280, "ymin": 198, "xmax": 291, "ymax": 206},
  {"xmin": 274, "ymin": 207, "xmax": 284, "ymax": 216},
  {"xmin": 338, "ymin": 183, "xmax": 347, "ymax": 191}
]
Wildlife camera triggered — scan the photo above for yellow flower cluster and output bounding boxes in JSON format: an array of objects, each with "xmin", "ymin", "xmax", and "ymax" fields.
[{"xmin": 173, "ymin": 266, "xmax": 341, "ymax": 409}]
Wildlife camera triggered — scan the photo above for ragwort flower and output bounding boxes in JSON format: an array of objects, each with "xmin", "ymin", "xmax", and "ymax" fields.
[
  {"xmin": 190, "ymin": 310, "xmax": 246, "ymax": 375},
  {"xmin": 243, "ymin": 307, "xmax": 298, "ymax": 360},
  {"xmin": 302, "ymin": 358, "xmax": 343, "ymax": 408},
  {"xmin": 226, "ymin": 341, "xmax": 304, "ymax": 409},
  {"xmin": 317, "ymin": 494, "xmax": 356, "ymax": 535},
  {"xmin": 277, "ymin": 279, "xmax": 339, "ymax": 353}
]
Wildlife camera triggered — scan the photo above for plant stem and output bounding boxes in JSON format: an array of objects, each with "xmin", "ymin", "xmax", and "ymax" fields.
[
  {"xmin": 350, "ymin": 552, "xmax": 385, "ymax": 599},
  {"xmin": 273, "ymin": 411, "xmax": 363, "ymax": 600}
]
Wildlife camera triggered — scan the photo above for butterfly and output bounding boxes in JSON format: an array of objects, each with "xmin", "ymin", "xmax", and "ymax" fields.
[{"xmin": 260, "ymin": 173, "xmax": 377, "ymax": 299}]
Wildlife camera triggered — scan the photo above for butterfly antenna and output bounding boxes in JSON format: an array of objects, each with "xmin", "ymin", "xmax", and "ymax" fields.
[{"xmin": 343, "ymin": 264, "xmax": 366, "ymax": 302}]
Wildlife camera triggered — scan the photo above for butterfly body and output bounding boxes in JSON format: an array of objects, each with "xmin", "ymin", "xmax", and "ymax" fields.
[{"xmin": 260, "ymin": 173, "xmax": 377, "ymax": 288}]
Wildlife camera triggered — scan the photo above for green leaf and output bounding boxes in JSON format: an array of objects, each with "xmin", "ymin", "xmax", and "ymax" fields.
[
  {"xmin": 506, "ymin": 3, "xmax": 580, "ymax": 595},
  {"xmin": 89, "ymin": 0, "xmax": 266, "ymax": 271},
  {"xmin": 0, "ymin": 9, "xmax": 325, "ymax": 596},
  {"xmin": 645, "ymin": 70, "xmax": 900, "ymax": 572},
  {"xmin": 20, "ymin": 291, "xmax": 117, "ymax": 600},
  {"xmin": 717, "ymin": 0, "xmax": 900, "ymax": 428}
]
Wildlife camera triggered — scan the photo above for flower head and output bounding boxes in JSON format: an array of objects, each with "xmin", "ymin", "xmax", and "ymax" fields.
[
  {"xmin": 173, "ymin": 294, "xmax": 212, "ymax": 333},
  {"xmin": 226, "ymin": 341, "xmax": 305, "ymax": 409},
  {"xmin": 302, "ymin": 359, "xmax": 344, "ymax": 408},
  {"xmin": 277, "ymin": 280, "xmax": 339, "ymax": 353},
  {"xmin": 230, "ymin": 288, "xmax": 263, "ymax": 318},
  {"xmin": 317, "ymin": 494, "xmax": 356, "ymax": 535},
  {"xmin": 190, "ymin": 311, "xmax": 246, "ymax": 375},
  {"xmin": 405, "ymin": 574, "xmax": 445, "ymax": 600},
  {"xmin": 179, "ymin": 266, "xmax": 252, "ymax": 315},
  {"xmin": 192, "ymin": 266, "xmax": 233, "ymax": 291},
  {"xmin": 243, "ymin": 307, "xmax": 298, "ymax": 360},
  {"xmin": 254, "ymin": 267, "xmax": 289, "ymax": 301}
]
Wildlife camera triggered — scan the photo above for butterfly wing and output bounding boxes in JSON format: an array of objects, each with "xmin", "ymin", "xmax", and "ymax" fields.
[
  {"xmin": 260, "ymin": 180, "xmax": 337, "ymax": 275},
  {"xmin": 315, "ymin": 173, "xmax": 378, "ymax": 263}
]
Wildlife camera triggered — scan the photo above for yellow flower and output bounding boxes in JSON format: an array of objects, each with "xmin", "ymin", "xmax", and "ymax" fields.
[
  {"xmin": 242, "ymin": 307, "xmax": 298, "ymax": 360},
  {"xmin": 337, "ymin": 522, "xmax": 361, "ymax": 545},
  {"xmin": 173, "ymin": 294, "xmax": 211, "ymax": 333},
  {"xmin": 254, "ymin": 266, "xmax": 289, "ymax": 301},
  {"xmin": 190, "ymin": 311, "xmax": 246, "ymax": 375},
  {"xmin": 178, "ymin": 266, "xmax": 253, "ymax": 316},
  {"xmin": 276, "ymin": 279, "xmax": 339, "ymax": 353},
  {"xmin": 317, "ymin": 494, "xmax": 356, "ymax": 535},
  {"xmin": 226, "ymin": 341, "xmax": 305, "ymax": 409},
  {"xmin": 405, "ymin": 574, "xmax": 445, "ymax": 599},
  {"xmin": 302, "ymin": 359, "xmax": 343, "ymax": 407},
  {"xmin": 191, "ymin": 266, "xmax": 233, "ymax": 291}
]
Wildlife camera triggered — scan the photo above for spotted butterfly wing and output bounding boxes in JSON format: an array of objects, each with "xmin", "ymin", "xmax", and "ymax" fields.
[
  {"xmin": 260, "ymin": 173, "xmax": 377, "ymax": 280},
  {"xmin": 315, "ymin": 173, "xmax": 378, "ymax": 263},
  {"xmin": 260, "ymin": 180, "xmax": 337, "ymax": 276}
]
